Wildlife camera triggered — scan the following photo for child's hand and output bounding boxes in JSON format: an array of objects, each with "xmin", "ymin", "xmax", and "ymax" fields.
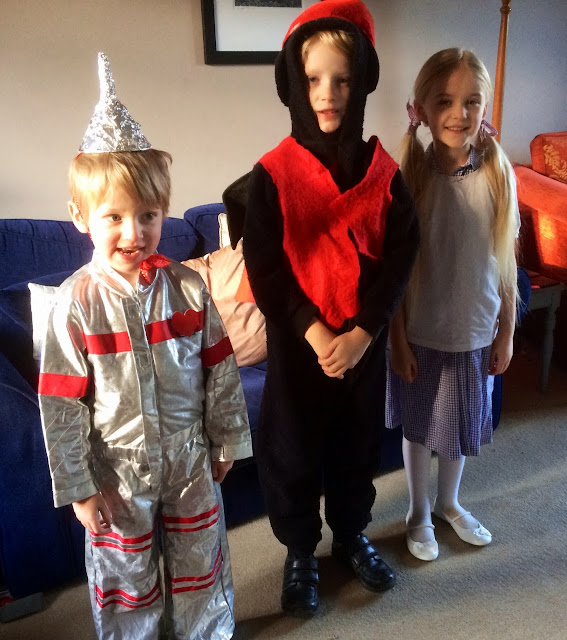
[
  {"xmin": 489, "ymin": 331, "xmax": 514, "ymax": 375},
  {"xmin": 390, "ymin": 341, "xmax": 418, "ymax": 383},
  {"xmin": 318, "ymin": 326, "xmax": 372, "ymax": 378},
  {"xmin": 211, "ymin": 460, "xmax": 234, "ymax": 483},
  {"xmin": 304, "ymin": 319, "xmax": 336, "ymax": 358},
  {"xmin": 72, "ymin": 493, "xmax": 112, "ymax": 534}
]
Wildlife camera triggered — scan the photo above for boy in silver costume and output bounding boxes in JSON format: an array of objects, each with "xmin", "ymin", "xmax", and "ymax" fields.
[{"xmin": 38, "ymin": 53, "xmax": 252, "ymax": 640}]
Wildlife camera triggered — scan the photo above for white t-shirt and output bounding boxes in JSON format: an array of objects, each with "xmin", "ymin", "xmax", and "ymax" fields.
[{"xmin": 406, "ymin": 167, "xmax": 517, "ymax": 352}]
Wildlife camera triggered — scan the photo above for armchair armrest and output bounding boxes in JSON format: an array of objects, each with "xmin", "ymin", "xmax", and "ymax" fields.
[
  {"xmin": 514, "ymin": 166, "xmax": 567, "ymax": 282},
  {"xmin": 515, "ymin": 165, "xmax": 567, "ymax": 217}
]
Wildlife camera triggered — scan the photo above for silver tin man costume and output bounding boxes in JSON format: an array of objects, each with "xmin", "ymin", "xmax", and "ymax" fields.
[{"xmin": 38, "ymin": 53, "xmax": 252, "ymax": 640}]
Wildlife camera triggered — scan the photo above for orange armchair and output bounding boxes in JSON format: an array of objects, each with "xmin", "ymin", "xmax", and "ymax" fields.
[{"xmin": 515, "ymin": 132, "xmax": 567, "ymax": 284}]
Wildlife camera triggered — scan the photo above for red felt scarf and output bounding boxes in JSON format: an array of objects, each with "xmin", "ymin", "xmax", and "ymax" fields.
[{"xmin": 260, "ymin": 136, "xmax": 398, "ymax": 330}]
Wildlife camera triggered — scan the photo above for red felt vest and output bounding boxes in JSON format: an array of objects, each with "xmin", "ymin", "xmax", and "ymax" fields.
[{"xmin": 259, "ymin": 136, "xmax": 398, "ymax": 330}]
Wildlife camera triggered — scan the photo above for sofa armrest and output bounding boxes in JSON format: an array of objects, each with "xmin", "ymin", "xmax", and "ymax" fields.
[{"xmin": 0, "ymin": 351, "xmax": 85, "ymax": 597}]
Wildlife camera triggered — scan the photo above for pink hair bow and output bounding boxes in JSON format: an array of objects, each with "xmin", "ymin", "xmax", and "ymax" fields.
[
  {"xmin": 406, "ymin": 102, "xmax": 421, "ymax": 134},
  {"xmin": 479, "ymin": 119, "xmax": 498, "ymax": 141}
]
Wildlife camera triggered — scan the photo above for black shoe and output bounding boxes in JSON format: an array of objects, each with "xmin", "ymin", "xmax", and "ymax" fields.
[
  {"xmin": 281, "ymin": 552, "xmax": 319, "ymax": 617},
  {"xmin": 332, "ymin": 533, "xmax": 396, "ymax": 592}
]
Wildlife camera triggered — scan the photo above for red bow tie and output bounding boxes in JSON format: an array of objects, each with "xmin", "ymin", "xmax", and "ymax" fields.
[{"xmin": 139, "ymin": 254, "xmax": 171, "ymax": 284}]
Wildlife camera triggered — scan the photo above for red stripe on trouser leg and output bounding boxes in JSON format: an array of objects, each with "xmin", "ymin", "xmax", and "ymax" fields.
[
  {"xmin": 171, "ymin": 548, "xmax": 223, "ymax": 584},
  {"xmin": 95, "ymin": 582, "xmax": 161, "ymax": 609},
  {"xmin": 91, "ymin": 541, "xmax": 153, "ymax": 553},
  {"xmin": 164, "ymin": 515, "xmax": 219, "ymax": 533},
  {"xmin": 90, "ymin": 530, "xmax": 154, "ymax": 544},
  {"xmin": 96, "ymin": 582, "xmax": 160, "ymax": 603},
  {"xmin": 170, "ymin": 549, "xmax": 223, "ymax": 594},
  {"xmin": 162, "ymin": 504, "xmax": 219, "ymax": 525},
  {"xmin": 96, "ymin": 591, "xmax": 162, "ymax": 610},
  {"xmin": 90, "ymin": 529, "xmax": 154, "ymax": 552}
]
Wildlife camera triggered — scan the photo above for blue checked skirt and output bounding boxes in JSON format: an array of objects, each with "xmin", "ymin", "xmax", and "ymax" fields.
[{"xmin": 386, "ymin": 344, "xmax": 494, "ymax": 460}]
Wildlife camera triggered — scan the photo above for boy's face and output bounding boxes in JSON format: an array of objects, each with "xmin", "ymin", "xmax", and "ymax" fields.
[
  {"xmin": 70, "ymin": 187, "xmax": 164, "ymax": 287},
  {"xmin": 304, "ymin": 40, "xmax": 351, "ymax": 133}
]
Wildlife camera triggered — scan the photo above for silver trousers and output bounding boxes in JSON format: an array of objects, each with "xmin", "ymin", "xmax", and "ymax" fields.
[{"xmin": 84, "ymin": 436, "xmax": 235, "ymax": 640}]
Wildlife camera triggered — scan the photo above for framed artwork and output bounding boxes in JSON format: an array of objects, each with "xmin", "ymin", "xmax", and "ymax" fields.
[{"xmin": 201, "ymin": 0, "xmax": 316, "ymax": 65}]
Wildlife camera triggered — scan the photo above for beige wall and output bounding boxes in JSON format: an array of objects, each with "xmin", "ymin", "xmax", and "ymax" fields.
[{"xmin": 1, "ymin": 0, "xmax": 566, "ymax": 220}]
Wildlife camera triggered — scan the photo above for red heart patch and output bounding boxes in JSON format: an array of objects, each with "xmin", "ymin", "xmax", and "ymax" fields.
[{"xmin": 171, "ymin": 310, "xmax": 203, "ymax": 337}]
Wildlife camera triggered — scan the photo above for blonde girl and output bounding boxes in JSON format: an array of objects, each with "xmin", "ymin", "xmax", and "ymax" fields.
[{"xmin": 387, "ymin": 48, "xmax": 519, "ymax": 562}]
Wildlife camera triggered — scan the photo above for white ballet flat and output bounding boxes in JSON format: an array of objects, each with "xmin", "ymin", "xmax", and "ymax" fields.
[
  {"xmin": 433, "ymin": 505, "xmax": 492, "ymax": 546},
  {"xmin": 406, "ymin": 523, "xmax": 439, "ymax": 561}
]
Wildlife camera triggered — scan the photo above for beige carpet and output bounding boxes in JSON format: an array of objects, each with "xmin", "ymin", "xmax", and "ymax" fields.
[{"xmin": 4, "ymin": 345, "xmax": 567, "ymax": 640}]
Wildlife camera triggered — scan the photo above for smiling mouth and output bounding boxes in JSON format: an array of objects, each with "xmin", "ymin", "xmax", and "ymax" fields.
[{"xmin": 118, "ymin": 248, "xmax": 142, "ymax": 256}]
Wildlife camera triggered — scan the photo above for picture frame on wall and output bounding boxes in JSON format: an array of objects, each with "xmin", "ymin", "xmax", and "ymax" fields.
[{"xmin": 201, "ymin": 0, "xmax": 316, "ymax": 65}]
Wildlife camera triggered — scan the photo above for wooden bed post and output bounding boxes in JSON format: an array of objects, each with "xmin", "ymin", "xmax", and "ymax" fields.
[{"xmin": 492, "ymin": 0, "xmax": 512, "ymax": 142}]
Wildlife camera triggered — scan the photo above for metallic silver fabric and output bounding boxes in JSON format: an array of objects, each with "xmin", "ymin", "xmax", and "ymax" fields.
[
  {"xmin": 39, "ymin": 254, "xmax": 252, "ymax": 639},
  {"xmin": 79, "ymin": 52, "xmax": 151, "ymax": 153}
]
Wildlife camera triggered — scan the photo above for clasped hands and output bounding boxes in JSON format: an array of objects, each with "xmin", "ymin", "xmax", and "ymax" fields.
[{"xmin": 305, "ymin": 319, "xmax": 372, "ymax": 379}]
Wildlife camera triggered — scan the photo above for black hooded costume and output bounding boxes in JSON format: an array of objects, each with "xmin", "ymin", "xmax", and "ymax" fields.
[{"xmin": 224, "ymin": 0, "xmax": 419, "ymax": 556}]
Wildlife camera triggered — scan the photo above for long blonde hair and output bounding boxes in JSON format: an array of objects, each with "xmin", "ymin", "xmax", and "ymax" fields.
[{"xmin": 401, "ymin": 48, "xmax": 518, "ymax": 304}]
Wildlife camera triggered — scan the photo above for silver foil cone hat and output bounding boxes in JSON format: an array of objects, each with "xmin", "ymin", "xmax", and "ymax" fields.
[{"xmin": 79, "ymin": 52, "xmax": 151, "ymax": 153}]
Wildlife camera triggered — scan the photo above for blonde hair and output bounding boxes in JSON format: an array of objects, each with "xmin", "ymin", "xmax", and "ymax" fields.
[
  {"xmin": 301, "ymin": 29, "xmax": 354, "ymax": 65},
  {"xmin": 401, "ymin": 48, "xmax": 518, "ymax": 305},
  {"xmin": 69, "ymin": 149, "xmax": 172, "ymax": 219}
]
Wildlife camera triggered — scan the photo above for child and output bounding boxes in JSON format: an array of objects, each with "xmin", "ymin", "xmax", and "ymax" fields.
[
  {"xmin": 387, "ymin": 48, "xmax": 519, "ymax": 562},
  {"xmin": 38, "ymin": 53, "xmax": 252, "ymax": 639},
  {"xmin": 227, "ymin": 0, "xmax": 419, "ymax": 617}
]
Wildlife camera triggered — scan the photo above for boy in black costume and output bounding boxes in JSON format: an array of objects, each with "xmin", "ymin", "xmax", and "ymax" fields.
[{"xmin": 224, "ymin": 0, "xmax": 419, "ymax": 617}]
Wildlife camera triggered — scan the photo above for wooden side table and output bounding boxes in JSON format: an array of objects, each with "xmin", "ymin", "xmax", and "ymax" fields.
[{"xmin": 526, "ymin": 271, "xmax": 566, "ymax": 392}]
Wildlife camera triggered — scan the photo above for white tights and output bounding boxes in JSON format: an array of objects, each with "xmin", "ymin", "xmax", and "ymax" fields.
[{"xmin": 402, "ymin": 437, "xmax": 480, "ymax": 543}]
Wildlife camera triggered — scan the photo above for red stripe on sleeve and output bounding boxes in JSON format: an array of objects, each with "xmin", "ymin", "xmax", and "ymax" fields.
[
  {"xmin": 38, "ymin": 372, "xmax": 89, "ymax": 398},
  {"xmin": 82, "ymin": 331, "xmax": 132, "ymax": 355},
  {"xmin": 201, "ymin": 336, "xmax": 234, "ymax": 368}
]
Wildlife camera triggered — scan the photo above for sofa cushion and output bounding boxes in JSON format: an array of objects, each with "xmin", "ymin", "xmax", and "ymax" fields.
[
  {"xmin": 530, "ymin": 131, "xmax": 567, "ymax": 184},
  {"xmin": 183, "ymin": 240, "xmax": 267, "ymax": 367},
  {"xmin": 0, "ymin": 271, "xmax": 74, "ymax": 385},
  {"xmin": 157, "ymin": 217, "xmax": 200, "ymax": 261},
  {"xmin": 0, "ymin": 220, "xmax": 93, "ymax": 290},
  {"xmin": 28, "ymin": 283, "xmax": 58, "ymax": 362},
  {"xmin": 184, "ymin": 203, "xmax": 225, "ymax": 255}
]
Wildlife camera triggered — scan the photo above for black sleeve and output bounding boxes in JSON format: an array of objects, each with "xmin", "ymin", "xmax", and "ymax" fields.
[
  {"xmin": 355, "ymin": 169, "xmax": 419, "ymax": 337},
  {"xmin": 222, "ymin": 171, "xmax": 251, "ymax": 249},
  {"xmin": 243, "ymin": 162, "xmax": 318, "ymax": 337}
]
